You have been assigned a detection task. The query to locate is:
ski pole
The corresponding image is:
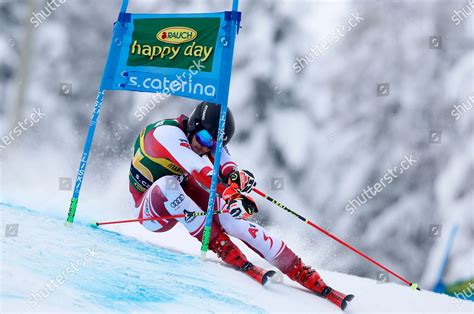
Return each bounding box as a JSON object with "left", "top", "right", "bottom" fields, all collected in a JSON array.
[
  {"left": 94, "top": 209, "right": 229, "bottom": 227},
  {"left": 252, "top": 188, "right": 420, "bottom": 291}
]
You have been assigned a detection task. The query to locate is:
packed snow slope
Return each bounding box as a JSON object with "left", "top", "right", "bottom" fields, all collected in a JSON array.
[{"left": 1, "top": 202, "right": 472, "bottom": 313}]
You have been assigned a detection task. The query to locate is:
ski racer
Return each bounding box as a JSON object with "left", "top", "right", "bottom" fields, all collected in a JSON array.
[{"left": 128, "top": 102, "right": 354, "bottom": 310}]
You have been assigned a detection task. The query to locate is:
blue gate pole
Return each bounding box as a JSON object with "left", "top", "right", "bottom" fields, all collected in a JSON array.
[
  {"left": 433, "top": 224, "right": 458, "bottom": 292},
  {"left": 66, "top": 90, "right": 105, "bottom": 224},
  {"left": 120, "top": 0, "right": 129, "bottom": 12},
  {"left": 66, "top": 0, "right": 129, "bottom": 224},
  {"left": 200, "top": 103, "right": 229, "bottom": 257},
  {"left": 200, "top": 0, "right": 240, "bottom": 257}
]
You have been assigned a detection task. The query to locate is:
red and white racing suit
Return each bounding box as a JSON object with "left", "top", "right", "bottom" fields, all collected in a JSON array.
[{"left": 129, "top": 118, "right": 288, "bottom": 262}]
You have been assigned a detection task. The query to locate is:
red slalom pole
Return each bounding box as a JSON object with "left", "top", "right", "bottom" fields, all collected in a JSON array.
[
  {"left": 96, "top": 214, "right": 186, "bottom": 226},
  {"left": 252, "top": 188, "right": 420, "bottom": 290},
  {"left": 95, "top": 209, "right": 229, "bottom": 227}
]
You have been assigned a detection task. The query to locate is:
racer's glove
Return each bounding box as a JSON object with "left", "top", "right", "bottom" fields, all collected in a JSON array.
[
  {"left": 227, "top": 169, "right": 256, "bottom": 193},
  {"left": 222, "top": 186, "right": 259, "bottom": 219}
]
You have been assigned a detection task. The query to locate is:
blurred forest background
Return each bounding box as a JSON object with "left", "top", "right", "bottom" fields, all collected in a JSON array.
[{"left": 0, "top": 0, "right": 472, "bottom": 289}]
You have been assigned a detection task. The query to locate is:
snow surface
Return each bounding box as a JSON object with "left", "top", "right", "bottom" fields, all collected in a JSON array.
[
  {"left": 1, "top": 0, "right": 473, "bottom": 288},
  {"left": 1, "top": 202, "right": 472, "bottom": 313}
]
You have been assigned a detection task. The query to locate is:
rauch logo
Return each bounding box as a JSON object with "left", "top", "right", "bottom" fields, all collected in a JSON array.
[{"left": 157, "top": 27, "right": 197, "bottom": 44}]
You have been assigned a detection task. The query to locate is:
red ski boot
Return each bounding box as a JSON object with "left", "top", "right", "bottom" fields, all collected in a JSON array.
[
  {"left": 286, "top": 258, "right": 354, "bottom": 310},
  {"left": 272, "top": 246, "right": 354, "bottom": 310},
  {"left": 210, "top": 232, "right": 276, "bottom": 285},
  {"left": 286, "top": 258, "right": 328, "bottom": 293}
]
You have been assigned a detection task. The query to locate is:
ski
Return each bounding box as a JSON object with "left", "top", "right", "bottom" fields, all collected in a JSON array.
[
  {"left": 316, "top": 286, "right": 355, "bottom": 311},
  {"left": 242, "top": 262, "right": 276, "bottom": 285}
]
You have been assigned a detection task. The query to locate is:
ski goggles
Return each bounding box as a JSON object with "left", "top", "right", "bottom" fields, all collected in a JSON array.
[{"left": 195, "top": 129, "right": 216, "bottom": 148}]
